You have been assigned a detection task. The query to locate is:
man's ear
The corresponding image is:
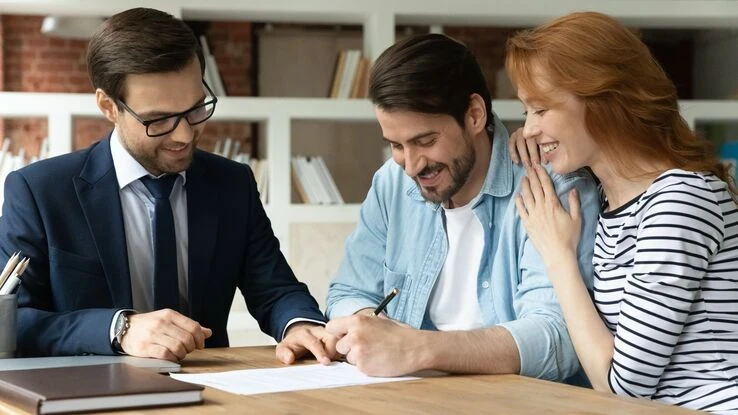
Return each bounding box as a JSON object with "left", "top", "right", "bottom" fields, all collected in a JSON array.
[
  {"left": 95, "top": 88, "right": 119, "bottom": 124},
  {"left": 465, "top": 93, "right": 488, "bottom": 136}
]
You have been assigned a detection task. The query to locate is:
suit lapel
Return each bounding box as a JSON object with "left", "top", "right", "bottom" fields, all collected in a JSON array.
[
  {"left": 74, "top": 138, "right": 132, "bottom": 307},
  {"left": 185, "top": 152, "right": 218, "bottom": 322}
]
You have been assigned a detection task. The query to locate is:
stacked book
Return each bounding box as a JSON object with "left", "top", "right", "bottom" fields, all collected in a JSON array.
[
  {"left": 199, "top": 35, "right": 227, "bottom": 97},
  {"left": 291, "top": 155, "right": 343, "bottom": 204},
  {"left": 212, "top": 138, "right": 267, "bottom": 204},
  {"left": 0, "top": 137, "right": 48, "bottom": 212},
  {"left": 328, "top": 49, "right": 370, "bottom": 99}
]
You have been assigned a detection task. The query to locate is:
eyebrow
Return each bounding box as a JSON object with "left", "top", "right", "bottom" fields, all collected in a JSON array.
[
  {"left": 136, "top": 93, "right": 208, "bottom": 118},
  {"left": 382, "top": 131, "right": 437, "bottom": 145}
]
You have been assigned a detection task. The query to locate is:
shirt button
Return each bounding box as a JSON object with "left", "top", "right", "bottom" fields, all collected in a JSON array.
[{"left": 482, "top": 281, "right": 490, "bottom": 289}]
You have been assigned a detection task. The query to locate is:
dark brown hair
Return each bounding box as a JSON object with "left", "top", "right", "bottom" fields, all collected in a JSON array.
[
  {"left": 506, "top": 11, "right": 735, "bottom": 194},
  {"left": 87, "top": 7, "right": 205, "bottom": 102},
  {"left": 369, "top": 33, "right": 493, "bottom": 130}
]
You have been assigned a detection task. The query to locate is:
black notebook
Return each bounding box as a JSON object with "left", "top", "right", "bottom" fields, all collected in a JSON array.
[{"left": 0, "top": 363, "right": 203, "bottom": 414}]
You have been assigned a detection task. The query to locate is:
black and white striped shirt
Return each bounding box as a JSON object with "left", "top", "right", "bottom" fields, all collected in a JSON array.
[{"left": 594, "top": 169, "right": 738, "bottom": 413}]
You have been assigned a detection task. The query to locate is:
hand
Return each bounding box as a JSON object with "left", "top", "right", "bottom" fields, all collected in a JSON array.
[
  {"left": 326, "top": 314, "right": 426, "bottom": 377},
  {"left": 507, "top": 127, "right": 543, "bottom": 166},
  {"left": 516, "top": 164, "right": 581, "bottom": 271},
  {"left": 121, "top": 309, "right": 212, "bottom": 362},
  {"left": 276, "top": 322, "right": 339, "bottom": 365}
]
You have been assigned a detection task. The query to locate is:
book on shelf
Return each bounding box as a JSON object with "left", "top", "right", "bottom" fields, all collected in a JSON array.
[
  {"left": 328, "top": 50, "right": 370, "bottom": 99},
  {"left": 291, "top": 155, "right": 343, "bottom": 204},
  {"left": 328, "top": 50, "right": 347, "bottom": 99},
  {"left": 211, "top": 138, "right": 268, "bottom": 204},
  {"left": 350, "top": 57, "right": 370, "bottom": 99},
  {"left": 199, "top": 35, "right": 227, "bottom": 97},
  {"left": 0, "top": 138, "right": 48, "bottom": 212},
  {"left": 250, "top": 158, "right": 269, "bottom": 204},
  {"left": 0, "top": 363, "right": 203, "bottom": 414}
]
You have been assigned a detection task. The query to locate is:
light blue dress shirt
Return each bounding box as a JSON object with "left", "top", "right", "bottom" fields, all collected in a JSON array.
[{"left": 326, "top": 114, "right": 600, "bottom": 380}]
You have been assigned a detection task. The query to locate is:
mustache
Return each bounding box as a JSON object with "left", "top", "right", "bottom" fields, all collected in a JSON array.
[{"left": 415, "top": 163, "right": 445, "bottom": 177}]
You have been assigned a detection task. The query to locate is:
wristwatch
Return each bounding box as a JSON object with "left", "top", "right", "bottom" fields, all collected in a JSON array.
[{"left": 112, "top": 312, "right": 130, "bottom": 353}]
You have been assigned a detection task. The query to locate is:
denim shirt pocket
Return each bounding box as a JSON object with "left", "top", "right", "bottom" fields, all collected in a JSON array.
[{"left": 382, "top": 263, "right": 410, "bottom": 320}]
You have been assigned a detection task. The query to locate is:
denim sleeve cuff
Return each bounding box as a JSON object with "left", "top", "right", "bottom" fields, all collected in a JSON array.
[
  {"left": 498, "top": 317, "right": 559, "bottom": 379},
  {"left": 327, "top": 298, "right": 378, "bottom": 319}
]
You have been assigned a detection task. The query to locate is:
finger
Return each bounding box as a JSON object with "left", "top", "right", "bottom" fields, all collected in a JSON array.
[
  {"left": 518, "top": 176, "right": 535, "bottom": 212},
  {"left": 322, "top": 333, "right": 340, "bottom": 361},
  {"left": 534, "top": 164, "right": 557, "bottom": 202},
  {"left": 275, "top": 342, "right": 297, "bottom": 365},
  {"left": 168, "top": 310, "right": 203, "bottom": 335},
  {"left": 569, "top": 188, "right": 581, "bottom": 224},
  {"left": 516, "top": 134, "right": 531, "bottom": 167},
  {"left": 344, "top": 349, "right": 357, "bottom": 366},
  {"left": 515, "top": 195, "right": 529, "bottom": 225},
  {"left": 166, "top": 311, "right": 209, "bottom": 351},
  {"left": 200, "top": 326, "right": 212, "bottom": 340},
  {"left": 335, "top": 335, "right": 351, "bottom": 356},
  {"left": 299, "top": 332, "right": 331, "bottom": 365},
  {"left": 159, "top": 321, "right": 198, "bottom": 354},
  {"left": 147, "top": 343, "right": 180, "bottom": 362},
  {"left": 154, "top": 333, "right": 190, "bottom": 361},
  {"left": 526, "top": 136, "right": 541, "bottom": 165},
  {"left": 526, "top": 165, "right": 545, "bottom": 204},
  {"left": 325, "top": 316, "right": 352, "bottom": 338},
  {"left": 508, "top": 131, "right": 520, "bottom": 164}
]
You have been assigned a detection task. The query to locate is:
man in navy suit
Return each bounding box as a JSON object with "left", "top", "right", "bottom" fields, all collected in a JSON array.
[{"left": 0, "top": 7, "right": 337, "bottom": 364}]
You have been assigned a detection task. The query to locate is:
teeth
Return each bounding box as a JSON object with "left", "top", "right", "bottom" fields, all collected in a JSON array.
[
  {"left": 420, "top": 170, "right": 440, "bottom": 179},
  {"left": 541, "top": 143, "right": 559, "bottom": 153}
]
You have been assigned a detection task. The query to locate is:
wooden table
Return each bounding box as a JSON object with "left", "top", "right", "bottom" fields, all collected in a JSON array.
[{"left": 0, "top": 346, "right": 698, "bottom": 414}]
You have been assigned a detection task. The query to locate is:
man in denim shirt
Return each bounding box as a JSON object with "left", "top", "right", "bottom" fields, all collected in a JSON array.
[{"left": 325, "top": 34, "right": 600, "bottom": 380}]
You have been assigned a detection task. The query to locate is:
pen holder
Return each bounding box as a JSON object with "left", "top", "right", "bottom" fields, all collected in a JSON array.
[{"left": 0, "top": 294, "right": 17, "bottom": 358}]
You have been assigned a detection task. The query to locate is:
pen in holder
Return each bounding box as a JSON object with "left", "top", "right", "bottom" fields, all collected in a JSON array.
[
  {"left": 0, "top": 293, "right": 17, "bottom": 358},
  {"left": 0, "top": 252, "right": 30, "bottom": 359}
]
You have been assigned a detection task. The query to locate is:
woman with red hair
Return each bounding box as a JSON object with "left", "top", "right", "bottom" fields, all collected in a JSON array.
[{"left": 507, "top": 11, "right": 738, "bottom": 412}]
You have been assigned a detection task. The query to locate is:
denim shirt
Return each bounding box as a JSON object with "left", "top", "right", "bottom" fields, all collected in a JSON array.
[{"left": 326, "top": 115, "right": 600, "bottom": 381}]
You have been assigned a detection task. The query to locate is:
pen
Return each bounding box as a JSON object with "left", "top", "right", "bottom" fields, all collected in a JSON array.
[
  {"left": 371, "top": 287, "right": 399, "bottom": 316},
  {"left": 0, "top": 252, "right": 20, "bottom": 288},
  {"left": 0, "top": 257, "right": 29, "bottom": 296}
]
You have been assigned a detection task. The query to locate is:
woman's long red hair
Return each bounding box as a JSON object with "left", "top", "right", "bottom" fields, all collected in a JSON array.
[{"left": 506, "top": 11, "right": 735, "bottom": 195}]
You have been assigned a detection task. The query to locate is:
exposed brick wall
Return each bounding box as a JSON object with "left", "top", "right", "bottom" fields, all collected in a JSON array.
[
  {"left": 73, "top": 117, "right": 114, "bottom": 150},
  {"left": 196, "top": 21, "right": 254, "bottom": 155},
  {"left": 444, "top": 26, "right": 522, "bottom": 99},
  {"left": 0, "top": 15, "right": 109, "bottom": 157},
  {"left": 1, "top": 15, "right": 254, "bottom": 159},
  {"left": 208, "top": 21, "right": 253, "bottom": 96},
  {"left": 3, "top": 16, "right": 89, "bottom": 92}
]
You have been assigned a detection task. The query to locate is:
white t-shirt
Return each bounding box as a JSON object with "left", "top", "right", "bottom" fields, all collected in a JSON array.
[{"left": 428, "top": 199, "right": 485, "bottom": 331}]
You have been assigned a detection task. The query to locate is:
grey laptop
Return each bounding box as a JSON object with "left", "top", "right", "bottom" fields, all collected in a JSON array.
[{"left": 0, "top": 355, "right": 181, "bottom": 373}]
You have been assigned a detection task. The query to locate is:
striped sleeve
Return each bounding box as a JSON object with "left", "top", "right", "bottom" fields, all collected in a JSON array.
[{"left": 608, "top": 181, "right": 724, "bottom": 397}]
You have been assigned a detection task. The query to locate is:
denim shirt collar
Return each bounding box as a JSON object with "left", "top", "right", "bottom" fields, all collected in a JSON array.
[{"left": 406, "top": 113, "right": 512, "bottom": 208}]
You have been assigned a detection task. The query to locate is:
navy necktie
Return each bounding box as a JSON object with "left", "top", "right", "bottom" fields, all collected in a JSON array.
[{"left": 140, "top": 174, "right": 180, "bottom": 311}]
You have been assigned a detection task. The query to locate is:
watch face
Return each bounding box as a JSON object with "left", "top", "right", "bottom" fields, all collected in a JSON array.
[{"left": 115, "top": 314, "right": 126, "bottom": 336}]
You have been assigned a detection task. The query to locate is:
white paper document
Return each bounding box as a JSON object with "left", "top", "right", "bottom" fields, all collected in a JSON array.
[{"left": 170, "top": 362, "right": 419, "bottom": 395}]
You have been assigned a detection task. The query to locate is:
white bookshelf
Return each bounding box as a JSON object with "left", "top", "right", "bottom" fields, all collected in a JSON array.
[{"left": 1, "top": 0, "right": 737, "bottom": 344}]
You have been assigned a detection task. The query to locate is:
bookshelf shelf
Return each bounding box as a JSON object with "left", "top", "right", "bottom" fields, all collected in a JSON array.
[{"left": 2, "top": 0, "right": 737, "bottom": 346}]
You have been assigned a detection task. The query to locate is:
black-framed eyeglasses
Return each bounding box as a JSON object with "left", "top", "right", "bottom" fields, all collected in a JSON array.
[{"left": 116, "top": 80, "right": 218, "bottom": 138}]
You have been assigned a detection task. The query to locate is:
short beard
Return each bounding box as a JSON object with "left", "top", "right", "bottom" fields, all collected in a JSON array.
[
  {"left": 119, "top": 128, "right": 198, "bottom": 176},
  {"left": 415, "top": 139, "right": 475, "bottom": 204}
]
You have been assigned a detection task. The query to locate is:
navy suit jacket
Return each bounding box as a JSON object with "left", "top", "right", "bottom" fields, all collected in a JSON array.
[{"left": 0, "top": 137, "right": 326, "bottom": 356}]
